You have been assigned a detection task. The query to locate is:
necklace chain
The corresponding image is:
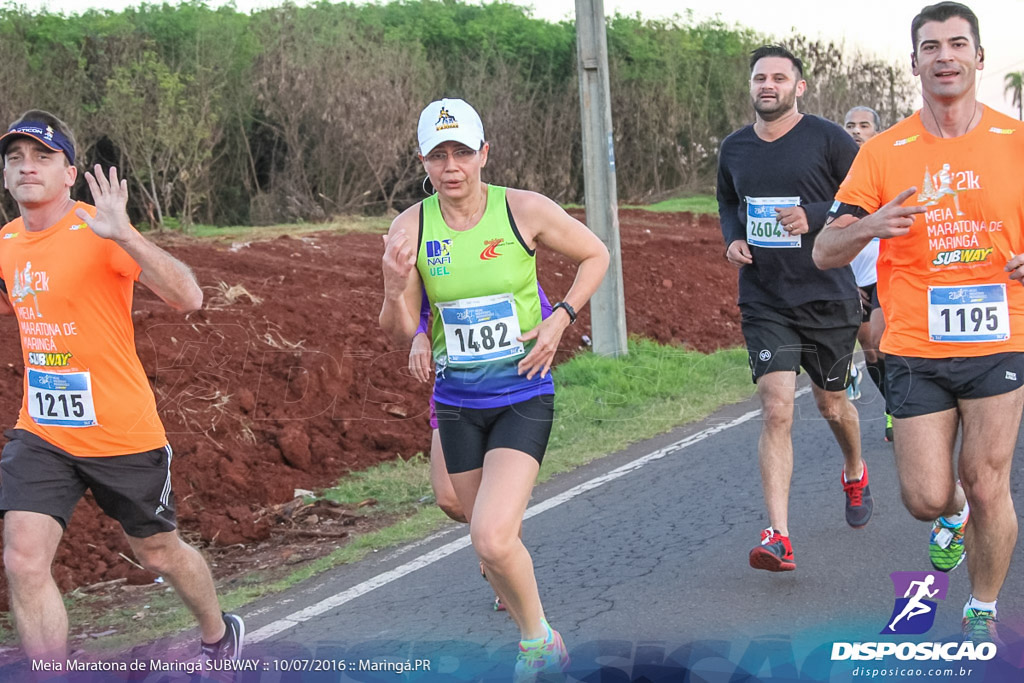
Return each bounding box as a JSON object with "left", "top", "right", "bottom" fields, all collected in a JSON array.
[
  {"left": 442, "top": 191, "right": 485, "bottom": 230},
  {"left": 924, "top": 98, "right": 978, "bottom": 139}
]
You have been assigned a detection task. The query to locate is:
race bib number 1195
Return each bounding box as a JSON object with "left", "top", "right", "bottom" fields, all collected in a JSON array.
[{"left": 927, "top": 284, "right": 1010, "bottom": 343}]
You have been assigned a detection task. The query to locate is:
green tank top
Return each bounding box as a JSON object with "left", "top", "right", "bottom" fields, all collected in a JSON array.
[{"left": 417, "top": 184, "right": 551, "bottom": 407}]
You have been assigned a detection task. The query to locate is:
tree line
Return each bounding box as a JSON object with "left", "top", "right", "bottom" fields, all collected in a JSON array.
[{"left": 0, "top": 1, "right": 918, "bottom": 229}]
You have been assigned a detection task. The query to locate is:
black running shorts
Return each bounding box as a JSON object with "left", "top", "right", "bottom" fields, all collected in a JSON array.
[
  {"left": 435, "top": 394, "right": 554, "bottom": 474},
  {"left": 885, "top": 353, "right": 1024, "bottom": 418},
  {"left": 741, "top": 299, "right": 861, "bottom": 391},
  {"left": 0, "top": 429, "right": 177, "bottom": 537}
]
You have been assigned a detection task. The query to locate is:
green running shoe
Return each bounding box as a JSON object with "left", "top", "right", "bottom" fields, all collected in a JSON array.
[
  {"left": 514, "top": 621, "right": 570, "bottom": 682},
  {"left": 962, "top": 607, "right": 1002, "bottom": 646},
  {"left": 930, "top": 506, "right": 969, "bottom": 572}
]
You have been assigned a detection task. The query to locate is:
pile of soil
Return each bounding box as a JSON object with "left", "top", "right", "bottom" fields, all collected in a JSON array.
[{"left": 0, "top": 209, "right": 740, "bottom": 606}]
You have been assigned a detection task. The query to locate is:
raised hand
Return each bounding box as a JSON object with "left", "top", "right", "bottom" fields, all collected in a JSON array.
[
  {"left": 74, "top": 165, "right": 132, "bottom": 242},
  {"left": 860, "top": 187, "right": 928, "bottom": 239},
  {"left": 381, "top": 232, "right": 417, "bottom": 300}
]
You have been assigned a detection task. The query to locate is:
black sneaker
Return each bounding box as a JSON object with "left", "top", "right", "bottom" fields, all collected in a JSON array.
[
  {"left": 201, "top": 612, "right": 245, "bottom": 661},
  {"left": 843, "top": 461, "right": 874, "bottom": 528}
]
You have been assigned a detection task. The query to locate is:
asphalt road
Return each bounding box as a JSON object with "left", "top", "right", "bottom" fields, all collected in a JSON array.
[
  {"left": 5, "top": 375, "right": 1022, "bottom": 682},
  {"left": 226, "top": 376, "right": 1024, "bottom": 682}
]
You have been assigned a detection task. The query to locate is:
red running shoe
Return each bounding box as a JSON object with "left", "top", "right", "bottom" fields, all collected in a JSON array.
[{"left": 749, "top": 527, "right": 796, "bottom": 571}]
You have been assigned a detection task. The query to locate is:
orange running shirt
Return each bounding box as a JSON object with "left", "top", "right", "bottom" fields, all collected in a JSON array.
[
  {"left": 0, "top": 202, "right": 167, "bottom": 455},
  {"left": 835, "top": 107, "right": 1024, "bottom": 359}
]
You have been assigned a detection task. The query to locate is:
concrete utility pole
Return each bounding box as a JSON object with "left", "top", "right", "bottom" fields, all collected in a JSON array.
[{"left": 575, "top": 0, "right": 627, "bottom": 357}]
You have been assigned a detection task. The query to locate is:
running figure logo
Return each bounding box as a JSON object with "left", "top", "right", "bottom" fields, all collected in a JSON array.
[
  {"left": 12, "top": 261, "right": 45, "bottom": 318},
  {"left": 435, "top": 107, "right": 458, "bottom": 130},
  {"left": 882, "top": 571, "right": 949, "bottom": 635},
  {"left": 917, "top": 163, "right": 979, "bottom": 217}
]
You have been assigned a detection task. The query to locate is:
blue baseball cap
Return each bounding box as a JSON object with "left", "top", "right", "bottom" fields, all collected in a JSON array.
[{"left": 0, "top": 121, "right": 75, "bottom": 165}]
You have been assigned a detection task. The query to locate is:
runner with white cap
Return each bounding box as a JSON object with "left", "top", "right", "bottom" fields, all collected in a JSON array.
[{"left": 380, "top": 97, "right": 608, "bottom": 681}]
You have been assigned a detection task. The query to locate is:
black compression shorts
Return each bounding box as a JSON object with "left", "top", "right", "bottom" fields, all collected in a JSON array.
[{"left": 435, "top": 395, "right": 554, "bottom": 474}]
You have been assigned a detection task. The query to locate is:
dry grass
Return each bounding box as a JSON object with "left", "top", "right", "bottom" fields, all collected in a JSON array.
[
  {"left": 190, "top": 215, "right": 390, "bottom": 242},
  {"left": 156, "top": 385, "right": 259, "bottom": 446},
  {"left": 252, "top": 319, "right": 306, "bottom": 350},
  {"left": 204, "top": 281, "right": 263, "bottom": 310}
]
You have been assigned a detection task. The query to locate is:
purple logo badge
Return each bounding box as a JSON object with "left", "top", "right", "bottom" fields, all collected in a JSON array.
[{"left": 881, "top": 571, "right": 949, "bottom": 635}]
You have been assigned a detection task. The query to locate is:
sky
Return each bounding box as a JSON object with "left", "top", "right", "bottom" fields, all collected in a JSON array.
[{"left": 17, "top": 0, "right": 1024, "bottom": 118}]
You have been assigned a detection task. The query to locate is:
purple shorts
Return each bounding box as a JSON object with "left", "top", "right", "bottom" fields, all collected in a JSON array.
[{"left": 429, "top": 394, "right": 438, "bottom": 430}]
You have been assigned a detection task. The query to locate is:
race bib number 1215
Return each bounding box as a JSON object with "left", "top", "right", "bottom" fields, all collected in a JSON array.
[{"left": 27, "top": 368, "right": 98, "bottom": 427}]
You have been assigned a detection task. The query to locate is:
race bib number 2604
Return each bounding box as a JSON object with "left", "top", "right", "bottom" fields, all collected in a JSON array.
[{"left": 745, "top": 196, "right": 802, "bottom": 248}]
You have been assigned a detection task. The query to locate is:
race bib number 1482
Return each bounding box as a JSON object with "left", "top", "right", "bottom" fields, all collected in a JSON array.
[{"left": 437, "top": 293, "right": 525, "bottom": 365}]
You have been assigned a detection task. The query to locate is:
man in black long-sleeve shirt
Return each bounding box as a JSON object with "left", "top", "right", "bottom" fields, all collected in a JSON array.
[{"left": 716, "top": 45, "right": 869, "bottom": 572}]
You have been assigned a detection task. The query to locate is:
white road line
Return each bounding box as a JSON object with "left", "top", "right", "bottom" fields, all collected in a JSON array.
[{"left": 247, "top": 391, "right": 807, "bottom": 643}]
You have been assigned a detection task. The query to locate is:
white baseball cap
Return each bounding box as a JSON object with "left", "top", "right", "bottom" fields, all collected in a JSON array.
[{"left": 417, "top": 98, "right": 485, "bottom": 156}]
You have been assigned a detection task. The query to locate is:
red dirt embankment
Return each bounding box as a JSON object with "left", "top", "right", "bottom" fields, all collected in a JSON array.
[{"left": 0, "top": 209, "right": 740, "bottom": 605}]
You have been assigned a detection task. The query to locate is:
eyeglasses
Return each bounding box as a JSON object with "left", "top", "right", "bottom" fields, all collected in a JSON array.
[{"left": 423, "top": 148, "right": 479, "bottom": 164}]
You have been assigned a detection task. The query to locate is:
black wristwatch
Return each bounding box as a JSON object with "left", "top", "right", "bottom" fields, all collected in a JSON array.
[{"left": 552, "top": 301, "right": 577, "bottom": 325}]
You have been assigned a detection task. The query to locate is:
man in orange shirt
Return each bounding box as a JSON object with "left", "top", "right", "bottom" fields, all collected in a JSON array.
[
  {"left": 0, "top": 110, "right": 244, "bottom": 664},
  {"left": 814, "top": 2, "right": 1024, "bottom": 645}
]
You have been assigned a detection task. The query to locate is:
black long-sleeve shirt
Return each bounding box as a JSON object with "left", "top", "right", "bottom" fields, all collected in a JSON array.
[{"left": 717, "top": 114, "right": 859, "bottom": 307}]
